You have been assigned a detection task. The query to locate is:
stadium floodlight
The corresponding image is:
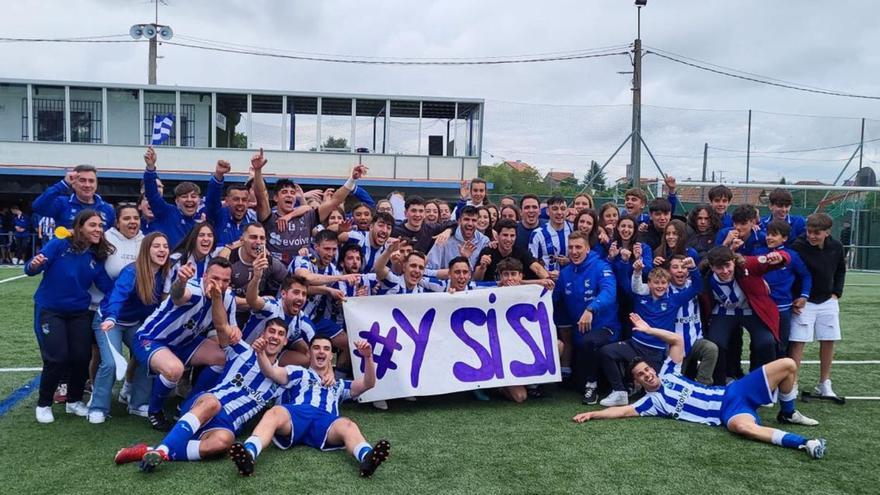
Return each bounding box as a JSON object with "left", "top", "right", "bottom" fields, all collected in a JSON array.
[{"left": 129, "top": 24, "right": 145, "bottom": 39}]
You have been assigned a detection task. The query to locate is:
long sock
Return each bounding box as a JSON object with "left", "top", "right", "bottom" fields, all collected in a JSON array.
[
  {"left": 354, "top": 441, "right": 372, "bottom": 462},
  {"left": 149, "top": 375, "right": 178, "bottom": 414},
  {"left": 160, "top": 412, "right": 202, "bottom": 461},
  {"left": 779, "top": 388, "right": 797, "bottom": 416},
  {"left": 191, "top": 365, "right": 224, "bottom": 396},
  {"left": 770, "top": 429, "right": 806, "bottom": 449},
  {"left": 244, "top": 435, "right": 263, "bottom": 460},
  {"left": 184, "top": 441, "right": 202, "bottom": 461}
]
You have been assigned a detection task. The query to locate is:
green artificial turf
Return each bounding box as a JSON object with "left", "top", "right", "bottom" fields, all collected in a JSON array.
[{"left": 1, "top": 271, "right": 879, "bottom": 494}]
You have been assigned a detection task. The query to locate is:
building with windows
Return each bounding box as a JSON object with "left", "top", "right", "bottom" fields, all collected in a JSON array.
[{"left": 0, "top": 78, "right": 483, "bottom": 202}]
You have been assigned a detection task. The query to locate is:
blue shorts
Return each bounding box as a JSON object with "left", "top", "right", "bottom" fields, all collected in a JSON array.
[
  {"left": 720, "top": 365, "right": 775, "bottom": 427},
  {"left": 179, "top": 392, "right": 238, "bottom": 436},
  {"left": 133, "top": 335, "right": 208, "bottom": 373},
  {"left": 272, "top": 404, "right": 344, "bottom": 451},
  {"left": 312, "top": 318, "right": 343, "bottom": 340}
]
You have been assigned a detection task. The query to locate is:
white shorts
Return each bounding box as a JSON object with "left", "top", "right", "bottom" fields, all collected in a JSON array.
[{"left": 790, "top": 298, "right": 841, "bottom": 343}]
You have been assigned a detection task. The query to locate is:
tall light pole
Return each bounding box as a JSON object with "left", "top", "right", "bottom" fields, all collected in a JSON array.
[{"left": 629, "top": 0, "right": 646, "bottom": 188}]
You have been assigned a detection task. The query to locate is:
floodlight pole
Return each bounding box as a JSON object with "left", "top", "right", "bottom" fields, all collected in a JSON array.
[{"left": 629, "top": 5, "right": 643, "bottom": 188}]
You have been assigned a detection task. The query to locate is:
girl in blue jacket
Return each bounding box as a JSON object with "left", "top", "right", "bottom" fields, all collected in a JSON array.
[
  {"left": 26, "top": 209, "right": 115, "bottom": 424},
  {"left": 91, "top": 232, "right": 171, "bottom": 423}
]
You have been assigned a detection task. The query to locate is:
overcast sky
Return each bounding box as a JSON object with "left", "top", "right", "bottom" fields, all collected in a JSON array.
[{"left": 2, "top": 0, "right": 879, "bottom": 184}]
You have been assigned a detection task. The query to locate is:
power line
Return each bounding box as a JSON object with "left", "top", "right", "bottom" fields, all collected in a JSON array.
[
  {"left": 0, "top": 36, "right": 137, "bottom": 43},
  {"left": 711, "top": 137, "right": 880, "bottom": 155},
  {"left": 645, "top": 49, "right": 880, "bottom": 100},
  {"left": 174, "top": 34, "right": 632, "bottom": 62},
  {"left": 160, "top": 40, "right": 630, "bottom": 65}
]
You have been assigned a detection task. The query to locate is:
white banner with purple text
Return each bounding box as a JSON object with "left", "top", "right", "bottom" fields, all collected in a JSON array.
[{"left": 343, "top": 285, "right": 560, "bottom": 402}]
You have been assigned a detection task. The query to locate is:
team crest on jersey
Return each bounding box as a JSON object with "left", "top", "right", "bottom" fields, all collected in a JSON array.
[
  {"left": 231, "top": 373, "right": 244, "bottom": 387},
  {"left": 183, "top": 319, "right": 197, "bottom": 330},
  {"left": 41, "top": 323, "right": 50, "bottom": 335},
  {"left": 660, "top": 302, "right": 668, "bottom": 311}
]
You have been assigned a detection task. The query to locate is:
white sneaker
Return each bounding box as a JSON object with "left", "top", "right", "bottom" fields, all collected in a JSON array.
[
  {"left": 127, "top": 404, "right": 149, "bottom": 418},
  {"left": 36, "top": 406, "right": 54, "bottom": 424},
  {"left": 88, "top": 411, "right": 106, "bottom": 424},
  {"left": 600, "top": 390, "right": 629, "bottom": 407},
  {"left": 802, "top": 438, "right": 827, "bottom": 459},
  {"left": 65, "top": 401, "right": 88, "bottom": 417},
  {"left": 814, "top": 380, "right": 837, "bottom": 398},
  {"left": 779, "top": 410, "right": 819, "bottom": 426},
  {"left": 118, "top": 381, "right": 131, "bottom": 405},
  {"left": 372, "top": 400, "right": 388, "bottom": 410}
]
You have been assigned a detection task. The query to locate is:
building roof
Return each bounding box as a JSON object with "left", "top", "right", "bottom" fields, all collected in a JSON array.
[
  {"left": 500, "top": 160, "right": 536, "bottom": 173},
  {"left": 545, "top": 171, "right": 574, "bottom": 182}
]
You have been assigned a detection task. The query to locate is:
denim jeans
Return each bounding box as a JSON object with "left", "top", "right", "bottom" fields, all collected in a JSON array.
[{"left": 90, "top": 314, "right": 151, "bottom": 414}]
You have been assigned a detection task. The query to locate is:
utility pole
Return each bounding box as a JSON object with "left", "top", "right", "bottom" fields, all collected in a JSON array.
[
  {"left": 701, "top": 142, "right": 708, "bottom": 202},
  {"left": 630, "top": 2, "right": 645, "bottom": 188},
  {"left": 745, "top": 110, "right": 752, "bottom": 182},
  {"left": 130, "top": 0, "right": 173, "bottom": 85}
]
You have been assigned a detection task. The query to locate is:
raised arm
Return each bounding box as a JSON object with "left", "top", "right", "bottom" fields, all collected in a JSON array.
[
  {"left": 142, "top": 146, "right": 174, "bottom": 220},
  {"left": 350, "top": 339, "right": 376, "bottom": 397},
  {"left": 629, "top": 313, "right": 684, "bottom": 364},
  {"left": 252, "top": 337, "right": 291, "bottom": 385},
  {"left": 32, "top": 174, "right": 71, "bottom": 219},
  {"left": 206, "top": 160, "right": 230, "bottom": 226},
  {"left": 245, "top": 252, "right": 269, "bottom": 312},
  {"left": 208, "top": 280, "right": 239, "bottom": 347},
  {"left": 251, "top": 149, "right": 272, "bottom": 223},
  {"left": 169, "top": 262, "right": 196, "bottom": 306},
  {"left": 317, "top": 165, "right": 368, "bottom": 222},
  {"left": 373, "top": 238, "right": 401, "bottom": 281}
]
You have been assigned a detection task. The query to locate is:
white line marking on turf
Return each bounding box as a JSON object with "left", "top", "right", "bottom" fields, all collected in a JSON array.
[
  {"left": 845, "top": 397, "right": 880, "bottom": 400},
  {"left": 0, "top": 367, "right": 42, "bottom": 372},
  {"left": 0, "top": 274, "right": 27, "bottom": 284}
]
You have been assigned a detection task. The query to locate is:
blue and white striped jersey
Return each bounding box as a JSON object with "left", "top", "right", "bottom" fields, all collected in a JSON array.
[
  {"left": 670, "top": 281, "right": 702, "bottom": 355},
  {"left": 331, "top": 274, "right": 379, "bottom": 324},
  {"left": 378, "top": 272, "right": 430, "bottom": 295},
  {"left": 136, "top": 280, "right": 236, "bottom": 347},
  {"left": 418, "top": 277, "right": 496, "bottom": 293},
  {"left": 208, "top": 341, "right": 296, "bottom": 433},
  {"left": 163, "top": 252, "right": 215, "bottom": 294},
  {"left": 528, "top": 221, "right": 573, "bottom": 270},
  {"left": 289, "top": 256, "right": 342, "bottom": 322},
  {"left": 632, "top": 358, "right": 726, "bottom": 426},
  {"left": 710, "top": 274, "right": 752, "bottom": 316},
  {"left": 346, "top": 231, "right": 387, "bottom": 274},
  {"left": 278, "top": 367, "right": 353, "bottom": 416},
  {"left": 241, "top": 297, "right": 317, "bottom": 346}
]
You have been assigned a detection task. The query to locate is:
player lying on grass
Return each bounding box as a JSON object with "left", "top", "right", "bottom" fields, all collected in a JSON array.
[
  {"left": 227, "top": 335, "right": 390, "bottom": 478},
  {"left": 573, "top": 313, "right": 827, "bottom": 459},
  {"left": 114, "top": 280, "right": 332, "bottom": 472}
]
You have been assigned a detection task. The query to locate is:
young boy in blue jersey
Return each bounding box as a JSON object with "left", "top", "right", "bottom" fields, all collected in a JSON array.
[
  {"left": 598, "top": 255, "right": 702, "bottom": 407},
  {"left": 756, "top": 220, "right": 812, "bottom": 357},
  {"left": 760, "top": 189, "right": 806, "bottom": 245},
  {"left": 553, "top": 231, "right": 618, "bottom": 404},
  {"left": 142, "top": 146, "right": 203, "bottom": 248},
  {"left": 529, "top": 196, "right": 572, "bottom": 274},
  {"left": 631, "top": 254, "right": 717, "bottom": 385},
  {"left": 340, "top": 212, "right": 394, "bottom": 273},
  {"left": 227, "top": 335, "right": 390, "bottom": 478},
  {"left": 708, "top": 184, "right": 734, "bottom": 228},
  {"left": 574, "top": 314, "right": 826, "bottom": 459},
  {"left": 716, "top": 204, "right": 766, "bottom": 255}
]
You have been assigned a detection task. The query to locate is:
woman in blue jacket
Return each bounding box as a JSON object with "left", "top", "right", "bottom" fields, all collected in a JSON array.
[
  {"left": 606, "top": 215, "right": 653, "bottom": 342},
  {"left": 26, "top": 209, "right": 115, "bottom": 424},
  {"left": 90, "top": 232, "right": 170, "bottom": 423}
]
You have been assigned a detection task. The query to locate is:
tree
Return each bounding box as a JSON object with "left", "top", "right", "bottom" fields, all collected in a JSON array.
[
  {"left": 231, "top": 132, "right": 247, "bottom": 149},
  {"left": 556, "top": 176, "right": 581, "bottom": 197},
  {"left": 478, "top": 163, "right": 549, "bottom": 196},
  {"left": 323, "top": 135, "right": 348, "bottom": 150},
  {"left": 779, "top": 177, "right": 787, "bottom": 184},
  {"left": 582, "top": 160, "right": 607, "bottom": 192}
]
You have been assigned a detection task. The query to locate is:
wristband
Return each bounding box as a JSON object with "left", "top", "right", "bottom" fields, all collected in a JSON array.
[{"left": 343, "top": 178, "right": 356, "bottom": 191}]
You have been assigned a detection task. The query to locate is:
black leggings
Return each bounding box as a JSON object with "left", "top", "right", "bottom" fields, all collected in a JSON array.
[{"left": 36, "top": 308, "right": 92, "bottom": 407}]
